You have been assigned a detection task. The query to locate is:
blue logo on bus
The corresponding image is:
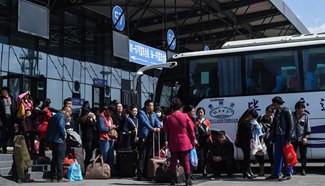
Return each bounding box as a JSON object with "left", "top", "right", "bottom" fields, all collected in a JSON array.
[{"left": 208, "top": 100, "right": 235, "bottom": 119}]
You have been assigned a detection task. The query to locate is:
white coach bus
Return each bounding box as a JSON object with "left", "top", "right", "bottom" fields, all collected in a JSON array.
[{"left": 153, "top": 33, "right": 325, "bottom": 160}]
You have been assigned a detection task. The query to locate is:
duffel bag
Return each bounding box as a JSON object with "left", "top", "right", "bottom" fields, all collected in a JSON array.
[
  {"left": 154, "top": 160, "right": 185, "bottom": 183},
  {"left": 85, "top": 155, "right": 111, "bottom": 179}
]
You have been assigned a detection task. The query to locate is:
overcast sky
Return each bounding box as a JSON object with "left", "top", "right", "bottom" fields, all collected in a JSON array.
[{"left": 283, "top": 0, "right": 325, "bottom": 33}]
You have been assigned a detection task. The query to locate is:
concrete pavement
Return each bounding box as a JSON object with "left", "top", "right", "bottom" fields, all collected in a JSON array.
[{"left": 19, "top": 173, "right": 324, "bottom": 186}]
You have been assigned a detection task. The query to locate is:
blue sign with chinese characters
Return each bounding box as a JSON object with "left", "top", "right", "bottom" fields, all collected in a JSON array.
[
  {"left": 167, "top": 29, "right": 176, "bottom": 50},
  {"left": 72, "top": 98, "right": 84, "bottom": 106},
  {"left": 129, "top": 39, "right": 166, "bottom": 66},
  {"left": 93, "top": 78, "right": 107, "bottom": 87},
  {"left": 112, "top": 5, "right": 125, "bottom": 31}
]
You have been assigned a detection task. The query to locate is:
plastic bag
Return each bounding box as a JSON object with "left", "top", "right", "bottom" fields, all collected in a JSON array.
[
  {"left": 160, "top": 148, "right": 170, "bottom": 159},
  {"left": 251, "top": 134, "right": 262, "bottom": 155},
  {"left": 67, "top": 161, "right": 83, "bottom": 181},
  {"left": 64, "top": 153, "right": 76, "bottom": 178},
  {"left": 283, "top": 143, "right": 298, "bottom": 167},
  {"left": 190, "top": 148, "right": 198, "bottom": 169},
  {"left": 251, "top": 125, "right": 266, "bottom": 155}
]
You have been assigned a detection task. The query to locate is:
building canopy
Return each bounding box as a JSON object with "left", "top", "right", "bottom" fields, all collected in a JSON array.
[{"left": 50, "top": 0, "right": 309, "bottom": 52}]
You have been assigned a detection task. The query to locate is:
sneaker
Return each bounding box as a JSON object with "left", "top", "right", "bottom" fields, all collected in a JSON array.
[
  {"left": 266, "top": 174, "right": 279, "bottom": 180},
  {"left": 278, "top": 175, "right": 291, "bottom": 181},
  {"left": 301, "top": 169, "right": 306, "bottom": 176}
]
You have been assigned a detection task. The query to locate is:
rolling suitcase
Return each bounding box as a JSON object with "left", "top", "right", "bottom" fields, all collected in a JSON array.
[
  {"left": 116, "top": 150, "right": 137, "bottom": 177},
  {"left": 147, "top": 132, "right": 166, "bottom": 179}
]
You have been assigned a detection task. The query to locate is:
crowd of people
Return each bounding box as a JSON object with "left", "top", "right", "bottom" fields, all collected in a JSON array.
[{"left": 0, "top": 87, "right": 311, "bottom": 184}]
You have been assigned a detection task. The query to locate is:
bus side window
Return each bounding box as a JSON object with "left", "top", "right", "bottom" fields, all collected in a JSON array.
[
  {"left": 272, "top": 74, "right": 287, "bottom": 93},
  {"left": 319, "top": 73, "right": 325, "bottom": 90}
]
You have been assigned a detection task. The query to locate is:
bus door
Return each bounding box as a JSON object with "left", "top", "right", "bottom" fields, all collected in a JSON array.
[{"left": 5, "top": 73, "right": 46, "bottom": 101}]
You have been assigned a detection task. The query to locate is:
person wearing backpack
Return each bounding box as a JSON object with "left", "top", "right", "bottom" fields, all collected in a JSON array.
[{"left": 195, "top": 107, "right": 212, "bottom": 177}]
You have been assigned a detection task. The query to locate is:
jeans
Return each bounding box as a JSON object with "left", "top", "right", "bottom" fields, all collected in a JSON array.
[
  {"left": 51, "top": 142, "right": 66, "bottom": 180},
  {"left": 273, "top": 135, "right": 293, "bottom": 176},
  {"left": 100, "top": 139, "right": 115, "bottom": 175},
  {"left": 292, "top": 141, "right": 307, "bottom": 170}
]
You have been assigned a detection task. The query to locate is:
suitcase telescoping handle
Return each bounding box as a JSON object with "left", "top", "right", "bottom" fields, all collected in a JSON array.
[{"left": 153, "top": 131, "right": 161, "bottom": 158}]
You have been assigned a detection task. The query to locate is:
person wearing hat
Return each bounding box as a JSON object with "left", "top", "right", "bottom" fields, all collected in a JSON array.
[
  {"left": 266, "top": 96, "right": 293, "bottom": 181},
  {"left": 291, "top": 101, "right": 311, "bottom": 176},
  {"left": 0, "top": 87, "right": 17, "bottom": 153},
  {"left": 208, "top": 131, "right": 235, "bottom": 179}
]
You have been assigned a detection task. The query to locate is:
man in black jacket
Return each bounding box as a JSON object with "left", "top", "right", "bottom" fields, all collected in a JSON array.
[
  {"left": 209, "top": 131, "right": 235, "bottom": 178},
  {"left": 266, "top": 96, "right": 293, "bottom": 181},
  {"left": 0, "top": 87, "right": 16, "bottom": 153}
]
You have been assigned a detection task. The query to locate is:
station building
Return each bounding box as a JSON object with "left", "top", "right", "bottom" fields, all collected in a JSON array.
[{"left": 0, "top": 0, "right": 309, "bottom": 109}]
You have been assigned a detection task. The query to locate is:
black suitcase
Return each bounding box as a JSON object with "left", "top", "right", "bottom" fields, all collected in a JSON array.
[{"left": 116, "top": 150, "right": 137, "bottom": 177}]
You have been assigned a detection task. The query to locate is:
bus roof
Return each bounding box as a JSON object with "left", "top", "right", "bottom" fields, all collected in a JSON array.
[{"left": 172, "top": 33, "right": 325, "bottom": 60}]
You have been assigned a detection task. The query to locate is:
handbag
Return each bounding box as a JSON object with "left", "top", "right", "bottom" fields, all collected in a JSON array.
[
  {"left": 251, "top": 133, "right": 262, "bottom": 155},
  {"left": 108, "top": 129, "right": 118, "bottom": 139},
  {"left": 67, "top": 161, "right": 83, "bottom": 181},
  {"left": 155, "top": 159, "right": 185, "bottom": 183},
  {"left": 85, "top": 155, "right": 111, "bottom": 179},
  {"left": 17, "top": 101, "right": 25, "bottom": 119}
]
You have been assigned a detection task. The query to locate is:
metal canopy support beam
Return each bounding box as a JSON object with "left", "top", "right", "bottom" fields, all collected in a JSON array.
[
  {"left": 129, "top": 0, "right": 153, "bottom": 37},
  {"left": 220, "top": 0, "right": 267, "bottom": 10},
  {"left": 166, "top": 0, "right": 201, "bottom": 52},
  {"left": 176, "top": 20, "right": 290, "bottom": 45}
]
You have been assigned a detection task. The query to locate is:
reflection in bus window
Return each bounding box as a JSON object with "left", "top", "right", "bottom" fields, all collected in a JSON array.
[
  {"left": 159, "top": 82, "right": 180, "bottom": 108},
  {"left": 245, "top": 50, "right": 300, "bottom": 94},
  {"left": 302, "top": 47, "right": 325, "bottom": 91},
  {"left": 189, "top": 56, "right": 242, "bottom": 98}
]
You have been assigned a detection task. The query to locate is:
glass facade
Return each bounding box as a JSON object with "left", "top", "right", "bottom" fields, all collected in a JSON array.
[{"left": 0, "top": 0, "right": 156, "bottom": 109}]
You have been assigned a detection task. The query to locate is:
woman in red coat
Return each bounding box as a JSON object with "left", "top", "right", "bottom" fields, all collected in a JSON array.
[{"left": 164, "top": 98, "right": 197, "bottom": 185}]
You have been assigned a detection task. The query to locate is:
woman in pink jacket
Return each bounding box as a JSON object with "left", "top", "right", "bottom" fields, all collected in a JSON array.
[{"left": 163, "top": 98, "right": 197, "bottom": 185}]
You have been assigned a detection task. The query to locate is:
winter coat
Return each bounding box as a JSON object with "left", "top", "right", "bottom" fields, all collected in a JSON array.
[
  {"left": 163, "top": 111, "right": 196, "bottom": 152},
  {"left": 137, "top": 109, "right": 161, "bottom": 139}
]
